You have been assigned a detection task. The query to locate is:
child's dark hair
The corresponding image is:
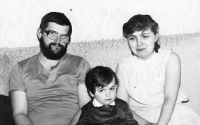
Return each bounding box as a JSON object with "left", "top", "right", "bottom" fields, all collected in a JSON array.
[{"left": 85, "top": 66, "right": 118, "bottom": 97}]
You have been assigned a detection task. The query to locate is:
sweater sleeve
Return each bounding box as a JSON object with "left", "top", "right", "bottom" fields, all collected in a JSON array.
[
  {"left": 76, "top": 108, "right": 92, "bottom": 125},
  {"left": 120, "top": 100, "right": 138, "bottom": 125}
]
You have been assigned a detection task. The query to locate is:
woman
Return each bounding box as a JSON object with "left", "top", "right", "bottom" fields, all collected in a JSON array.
[{"left": 116, "top": 14, "right": 200, "bottom": 125}]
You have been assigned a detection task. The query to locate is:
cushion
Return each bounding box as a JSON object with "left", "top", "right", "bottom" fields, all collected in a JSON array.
[{"left": 0, "top": 54, "right": 11, "bottom": 96}]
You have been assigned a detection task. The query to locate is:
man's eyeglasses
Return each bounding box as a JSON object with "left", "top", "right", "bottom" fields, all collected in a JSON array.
[{"left": 43, "top": 30, "right": 70, "bottom": 43}]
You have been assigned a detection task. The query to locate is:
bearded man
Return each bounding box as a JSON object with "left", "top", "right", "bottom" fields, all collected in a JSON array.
[{"left": 9, "top": 12, "right": 91, "bottom": 125}]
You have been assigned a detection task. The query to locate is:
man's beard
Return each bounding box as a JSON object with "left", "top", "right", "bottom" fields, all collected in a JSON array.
[{"left": 39, "top": 38, "right": 68, "bottom": 60}]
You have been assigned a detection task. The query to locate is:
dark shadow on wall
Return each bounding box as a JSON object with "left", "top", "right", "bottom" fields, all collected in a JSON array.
[{"left": 0, "top": 95, "right": 15, "bottom": 125}]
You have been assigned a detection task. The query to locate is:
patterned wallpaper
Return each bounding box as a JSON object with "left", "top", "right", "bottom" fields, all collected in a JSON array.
[{"left": 0, "top": 0, "right": 200, "bottom": 48}]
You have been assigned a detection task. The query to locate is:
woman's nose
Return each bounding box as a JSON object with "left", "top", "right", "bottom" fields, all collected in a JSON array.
[{"left": 137, "top": 38, "right": 142, "bottom": 46}]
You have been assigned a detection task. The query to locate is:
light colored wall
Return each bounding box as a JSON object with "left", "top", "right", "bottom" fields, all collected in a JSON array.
[{"left": 0, "top": 0, "right": 200, "bottom": 48}]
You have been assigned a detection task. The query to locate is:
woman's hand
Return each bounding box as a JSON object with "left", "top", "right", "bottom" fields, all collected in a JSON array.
[
  {"left": 139, "top": 122, "right": 156, "bottom": 125},
  {"left": 131, "top": 111, "right": 156, "bottom": 125},
  {"left": 138, "top": 119, "right": 156, "bottom": 125}
]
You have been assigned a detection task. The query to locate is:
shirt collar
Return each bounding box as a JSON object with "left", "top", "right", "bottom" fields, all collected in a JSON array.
[
  {"left": 93, "top": 98, "right": 115, "bottom": 107},
  {"left": 37, "top": 54, "right": 60, "bottom": 75},
  {"left": 37, "top": 57, "right": 49, "bottom": 75}
]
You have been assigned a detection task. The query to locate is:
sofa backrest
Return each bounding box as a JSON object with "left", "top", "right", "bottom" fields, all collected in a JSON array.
[{"left": 0, "top": 33, "right": 200, "bottom": 115}]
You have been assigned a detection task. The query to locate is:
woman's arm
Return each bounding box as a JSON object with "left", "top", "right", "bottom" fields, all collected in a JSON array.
[
  {"left": 116, "top": 64, "right": 156, "bottom": 125},
  {"left": 156, "top": 52, "right": 181, "bottom": 125},
  {"left": 116, "top": 64, "right": 129, "bottom": 102}
]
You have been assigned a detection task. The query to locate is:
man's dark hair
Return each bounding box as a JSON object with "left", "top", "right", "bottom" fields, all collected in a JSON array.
[
  {"left": 123, "top": 14, "right": 160, "bottom": 52},
  {"left": 39, "top": 12, "right": 72, "bottom": 36},
  {"left": 85, "top": 66, "right": 118, "bottom": 97}
]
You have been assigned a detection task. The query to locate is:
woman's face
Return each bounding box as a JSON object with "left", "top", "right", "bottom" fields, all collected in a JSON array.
[{"left": 127, "top": 28, "right": 158, "bottom": 60}]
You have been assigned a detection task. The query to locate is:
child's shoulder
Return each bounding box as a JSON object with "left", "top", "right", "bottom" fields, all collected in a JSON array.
[
  {"left": 115, "top": 98, "right": 130, "bottom": 111},
  {"left": 115, "top": 98, "right": 128, "bottom": 106},
  {"left": 81, "top": 99, "right": 93, "bottom": 110}
]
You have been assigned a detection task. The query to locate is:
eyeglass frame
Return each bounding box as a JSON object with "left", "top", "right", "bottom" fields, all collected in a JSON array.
[{"left": 43, "top": 29, "right": 70, "bottom": 44}]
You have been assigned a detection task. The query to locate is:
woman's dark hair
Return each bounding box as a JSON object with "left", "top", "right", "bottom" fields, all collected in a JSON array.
[
  {"left": 85, "top": 66, "right": 118, "bottom": 97},
  {"left": 123, "top": 14, "right": 160, "bottom": 52},
  {"left": 39, "top": 12, "right": 72, "bottom": 36}
]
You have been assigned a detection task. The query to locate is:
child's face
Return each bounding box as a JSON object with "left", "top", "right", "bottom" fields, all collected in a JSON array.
[{"left": 93, "top": 79, "right": 118, "bottom": 106}]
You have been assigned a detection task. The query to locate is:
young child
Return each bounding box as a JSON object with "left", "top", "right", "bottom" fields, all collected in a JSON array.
[{"left": 77, "top": 66, "right": 138, "bottom": 125}]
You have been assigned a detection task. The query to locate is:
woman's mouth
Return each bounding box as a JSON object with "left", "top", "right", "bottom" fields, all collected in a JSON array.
[{"left": 137, "top": 48, "right": 145, "bottom": 51}]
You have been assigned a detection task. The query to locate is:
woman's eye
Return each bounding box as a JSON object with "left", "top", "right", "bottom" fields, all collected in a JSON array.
[{"left": 128, "top": 37, "right": 135, "bottom": 41}]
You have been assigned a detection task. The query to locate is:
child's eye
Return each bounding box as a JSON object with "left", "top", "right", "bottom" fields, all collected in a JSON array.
[
  {"left": 110, "top": 87, "right": 116, "bottom": 91},
  {"left": 98, "top": 89, "right": 104, "bottom": 93}
]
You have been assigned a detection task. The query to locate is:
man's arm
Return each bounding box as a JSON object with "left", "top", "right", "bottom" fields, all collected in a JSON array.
[
  {"left": 69, "top": 59, "right": 91, "bottom": 125},
  {"left": 69, "top": 83, "right": 91, "bottom": 125},
  {"left": 78, "top": 58, "right": 91, "bottom": 107},
  {"left": 11, "top": 91, "right": 33, "bottom": 125}
]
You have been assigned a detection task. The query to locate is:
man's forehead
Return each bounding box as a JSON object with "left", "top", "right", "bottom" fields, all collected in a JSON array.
[{"left": 46, "top": 22, "right": 70, "bottom": 34}]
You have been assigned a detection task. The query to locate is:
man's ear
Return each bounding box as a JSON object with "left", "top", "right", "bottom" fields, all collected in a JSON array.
[
  {"left": 68, "top": 37, "right": 71, "bottom": 44},
  {"left": 37, "top": 28, "right": 42, "bottom": 39}
]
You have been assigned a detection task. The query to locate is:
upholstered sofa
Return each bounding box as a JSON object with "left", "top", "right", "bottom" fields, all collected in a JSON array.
[{"left": 0, "top": 33, "right": 200, "bottom": 117}]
